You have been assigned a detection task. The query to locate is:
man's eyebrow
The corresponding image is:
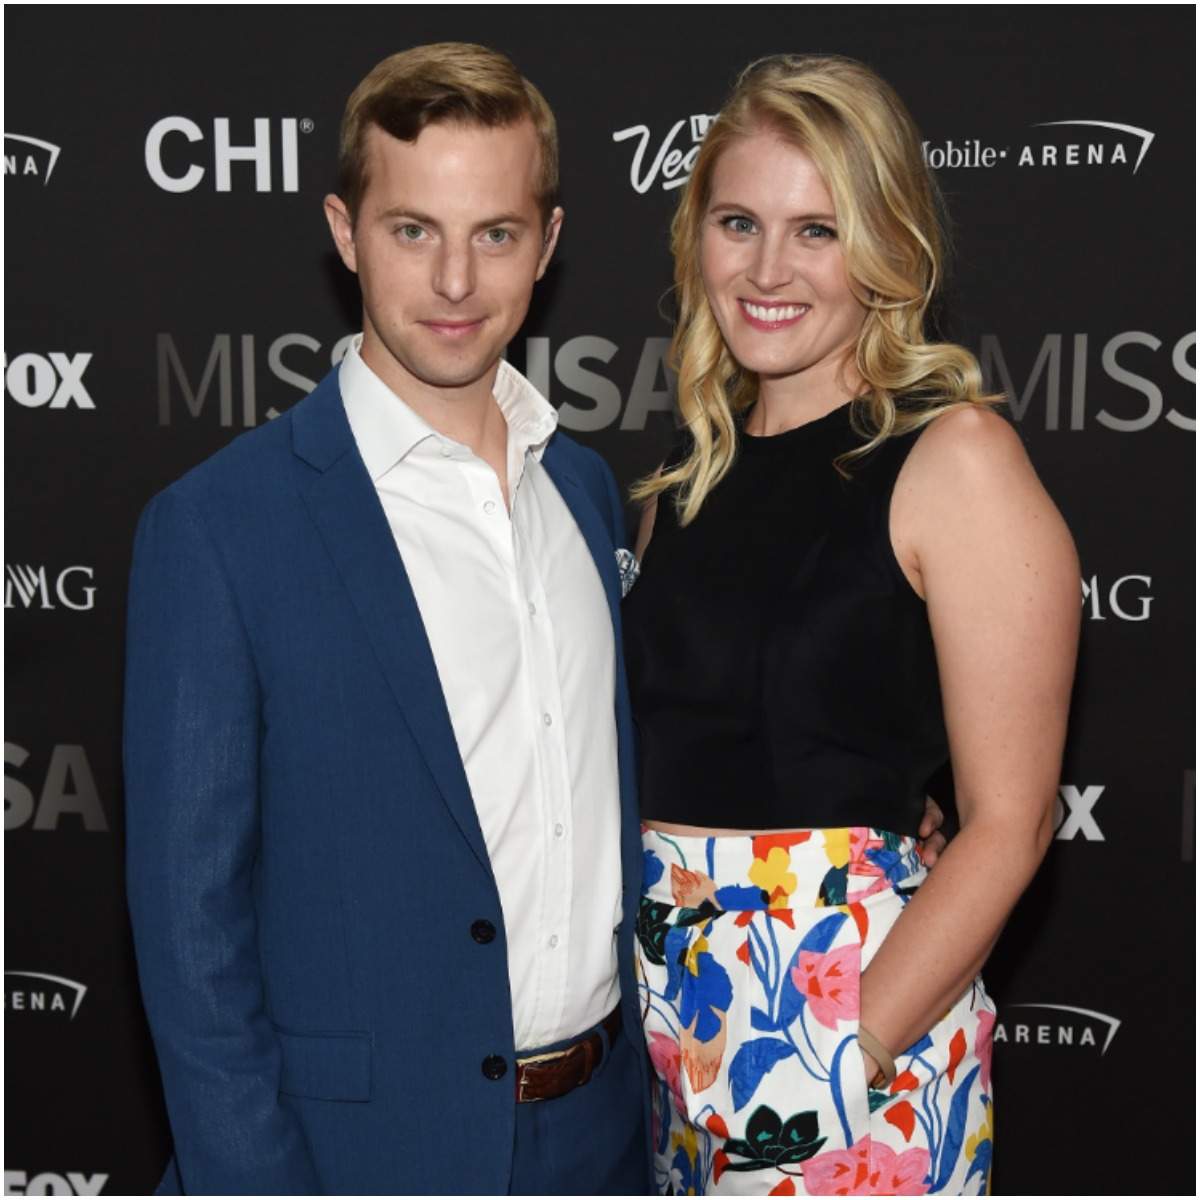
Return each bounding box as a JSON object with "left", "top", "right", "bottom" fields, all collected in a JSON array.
[
  {"left": 477, "top": 212, "right": 531, "bottom": 229},
  {"left": 377, "top": 207, "right": 439, "bottom": 225},
  {"left": 375, "top": 207, "right": 532, "bottom": 230}
]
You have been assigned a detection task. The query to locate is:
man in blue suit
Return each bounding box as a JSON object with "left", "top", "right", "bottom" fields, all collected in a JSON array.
[{"left": 125, "top": 44, "right": 651, "bottom": 1194}]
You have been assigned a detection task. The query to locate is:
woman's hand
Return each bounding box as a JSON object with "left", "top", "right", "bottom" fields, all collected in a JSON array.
[{"left": 917, "top": 796, "right": 947, "bottom": 866}]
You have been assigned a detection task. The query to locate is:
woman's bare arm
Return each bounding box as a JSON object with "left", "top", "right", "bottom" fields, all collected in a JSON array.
[{"left": 857, "top": 405, "right": 1080, "bottom": 1077}]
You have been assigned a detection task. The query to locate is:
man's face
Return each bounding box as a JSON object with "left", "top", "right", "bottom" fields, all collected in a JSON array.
[{"left": 326, "top": 119, "right": 561, "bottom": 400}]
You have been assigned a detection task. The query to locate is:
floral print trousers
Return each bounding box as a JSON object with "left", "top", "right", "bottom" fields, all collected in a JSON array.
[{"left": 637, "top": 828, "right": 995, "bottom": 1196}]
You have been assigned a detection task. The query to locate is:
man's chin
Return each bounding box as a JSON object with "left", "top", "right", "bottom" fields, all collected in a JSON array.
[
  {"left": 388, "top": 344, "right": 506, "bottom": 394},
  {"left": 412, "top": 360, "right": 498, "bottom": 390}
]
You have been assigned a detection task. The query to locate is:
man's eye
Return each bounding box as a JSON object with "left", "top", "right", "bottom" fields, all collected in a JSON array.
[
  {"left": 399, "top": 224, "right": 424, "bottom": 241},
  {"left": 484, "top": 228, "right": 512, "bottom": 245}
]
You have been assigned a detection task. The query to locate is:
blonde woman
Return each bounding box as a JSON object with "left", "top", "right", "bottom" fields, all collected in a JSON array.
[{"left": 622, "top": 55, "right": 1079, "bottom": 1196}]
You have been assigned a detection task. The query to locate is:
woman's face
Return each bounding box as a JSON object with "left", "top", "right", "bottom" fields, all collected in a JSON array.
[{"left": 699, "top": 129, "right": 868, "bottom": 391}]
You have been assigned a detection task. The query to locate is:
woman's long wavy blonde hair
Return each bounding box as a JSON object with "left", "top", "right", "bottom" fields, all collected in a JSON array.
[{"left": 633, "top": 54, "right": 1002, "bottom": 524}]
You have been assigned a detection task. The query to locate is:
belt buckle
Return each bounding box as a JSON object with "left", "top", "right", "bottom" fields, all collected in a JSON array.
[{"left": 515, "top": 1046, "right": 571, "bottom": 1104}]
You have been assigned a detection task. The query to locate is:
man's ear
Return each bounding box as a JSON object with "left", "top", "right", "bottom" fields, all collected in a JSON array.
[
  {"left": 534, "top": 206, "right": 565, "bottom": 281},
  {"left": 324, "top": 194, "right": 358, "bottom": 273}
]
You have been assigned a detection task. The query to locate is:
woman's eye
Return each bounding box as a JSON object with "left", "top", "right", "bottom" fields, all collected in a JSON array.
[
  {"left": 802, "top": 223, "right": 837, "bottom": 239},
  {"left": 721, "top": 215, "right": 756, "bottom": 235}
]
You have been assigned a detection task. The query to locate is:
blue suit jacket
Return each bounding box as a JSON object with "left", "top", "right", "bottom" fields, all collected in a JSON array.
[{"left": 124, "top": 369, "right": 650, "bottom": 1194}]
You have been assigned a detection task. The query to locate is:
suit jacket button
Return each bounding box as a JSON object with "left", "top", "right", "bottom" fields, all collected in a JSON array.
[
  {"left": 482, "top": 1055, "right": 507, "bottom": 1080},
  {"left": 471, "top": 919, "right": 496, "bottom": 944}
]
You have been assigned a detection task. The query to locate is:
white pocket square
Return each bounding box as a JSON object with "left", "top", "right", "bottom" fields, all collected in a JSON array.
[{"left": 615, "top": 548, "right": 640, "bottom": 598}]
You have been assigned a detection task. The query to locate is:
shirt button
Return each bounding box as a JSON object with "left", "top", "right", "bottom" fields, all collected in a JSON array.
[
  {"left": 440, "top": 444, "right": 453, "bottom": 458},
  {"left": 542, "top": 713, "right": 552, "bottom": 727},
  {"left": 481, "top": 1055, "right": 507, "bottom": 1081},
  {"left": 527, "top": 602, "right": 536, "bottom": 617},
  {"left": 483, "top": 500, "right": 497, "bottom": 515},
  {"left": 548, "top": 935, "right": 559, "bottom": 949},
  {"left": 553, "top": 823, "right": 565, "bottom": 838},
  {"left": 470, "top": 919, "right": 496, "bottom": 944}
]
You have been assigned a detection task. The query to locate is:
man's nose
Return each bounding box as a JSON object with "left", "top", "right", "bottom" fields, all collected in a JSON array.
[
  {"left": 746, "top": 234, "right": 793, "bottom": 293},
  {"left": 432, "top": 241, "right": 475, "bottom": 304}
]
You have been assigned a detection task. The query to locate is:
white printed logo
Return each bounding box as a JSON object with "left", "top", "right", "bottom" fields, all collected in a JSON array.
[
  {"left": 994, "top": 1004, "right": 1121, "bottom": 1053},
  {"left": 1054, "top": 785, "right": 1104, "bottom": 842},
  {"left": 4, "top": 1172, "right": 108, "bottom": 1196},
  {"left": 4, "top": 971, "right": 87, "bottom": 1018},
  {"left": 4, "top": 565, "right": 96, "bottom": 611},
  {"left": 924, "top": 120, "right": 1155, "bottom": 174},
  {"left": 3, "top": 353, "right": 94, "bottom": 409},
  {"left": 3, "top": 133, "right": 61, "bottom": 184},
  {"left": 145, "top": 117, "right": 307, "bottom": 193},
  {"left": 1030, "top": 120, "right": 1154, "bottom": 172},
  {"left": 612, "top": 113, "right": 715, "bottom": 193},
  {"left": 1081, "top": 575, "right": 1152, "bottom": 622}
]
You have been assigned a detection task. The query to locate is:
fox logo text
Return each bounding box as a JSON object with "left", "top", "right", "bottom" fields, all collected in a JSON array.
[
  {"left": 5, "top": 565, "right": 95, "bottom": 611},
  {"left": 3, "top": 1173, "right": 108, "bottom": 1196},
  {"left": 5, "top": 744, "right": 108, "bottom": 832},
  {"left": 3, "top": 353, "right": 94, "bottom": 409},
  {"left": 1054, "top": 785, "right": 1104, "bottom": 842},
  {"left": 146, "top": 117, "right": 306, "bottom": 193}
]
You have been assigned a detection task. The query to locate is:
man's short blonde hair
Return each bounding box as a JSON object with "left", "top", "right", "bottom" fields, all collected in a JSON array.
[{"left": 337, "top": 42, "right": 559, "bottom": 225}]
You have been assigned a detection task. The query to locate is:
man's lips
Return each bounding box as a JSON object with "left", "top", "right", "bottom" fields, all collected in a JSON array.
[
  {"left": 738, "top": 299, "right": 811, "bottom": 330},
  {"left": 419, "top": 317, "right": 486, "bottom": 337}
]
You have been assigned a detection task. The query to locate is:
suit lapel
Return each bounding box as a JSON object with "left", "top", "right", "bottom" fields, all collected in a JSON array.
[{"left": 293, "top": 375, "right": 492, "bottom": 875}]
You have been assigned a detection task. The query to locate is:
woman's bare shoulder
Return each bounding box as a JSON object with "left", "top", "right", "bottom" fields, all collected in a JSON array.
[
  {"left": 907, "top": 403, "right": 1027, "bottom": 479},
  {"left": 892, "top": 401, "right": 1077, "bottom": 594}
]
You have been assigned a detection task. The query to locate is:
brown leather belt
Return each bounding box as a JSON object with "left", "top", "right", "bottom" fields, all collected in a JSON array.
[{"left": 514, "top": 1006, "right": 622, "bottom": 1103}]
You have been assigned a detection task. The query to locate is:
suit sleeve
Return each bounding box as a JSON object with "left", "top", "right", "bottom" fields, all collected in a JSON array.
[{"left": 124, "top": 488, "right": 321, "bottom": 1195}]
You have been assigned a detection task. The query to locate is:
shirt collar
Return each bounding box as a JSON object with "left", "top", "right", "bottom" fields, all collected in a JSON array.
[
  {"left": 493, "top": 357, "right": 558, "bottom": 464},
  {"left": 339, "top": 334, "right": 558, "bottom": 482}
]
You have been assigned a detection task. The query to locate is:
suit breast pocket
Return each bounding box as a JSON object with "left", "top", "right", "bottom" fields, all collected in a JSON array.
[{"left": 275, "top": 1028, "right": 373, "bottom": 1102}]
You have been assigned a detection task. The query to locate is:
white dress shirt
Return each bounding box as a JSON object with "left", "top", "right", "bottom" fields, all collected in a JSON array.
[{"left": 339, "top": 337, "right": 623, "bottom": 1051}]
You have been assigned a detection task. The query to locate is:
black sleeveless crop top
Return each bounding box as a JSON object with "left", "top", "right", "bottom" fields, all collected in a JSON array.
[{"left": 622, "top": 402, "right": 948, "bottom": 835}]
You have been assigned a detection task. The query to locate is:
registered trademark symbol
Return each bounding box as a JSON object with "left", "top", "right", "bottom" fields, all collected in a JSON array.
[{"left": 299, "top": 119, "right": 315, "bottom": 134}]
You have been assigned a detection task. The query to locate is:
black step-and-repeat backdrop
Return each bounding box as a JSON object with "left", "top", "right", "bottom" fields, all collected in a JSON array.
[{"left": 5, "top": 7, "right": 1195, "bottom": 1196}]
